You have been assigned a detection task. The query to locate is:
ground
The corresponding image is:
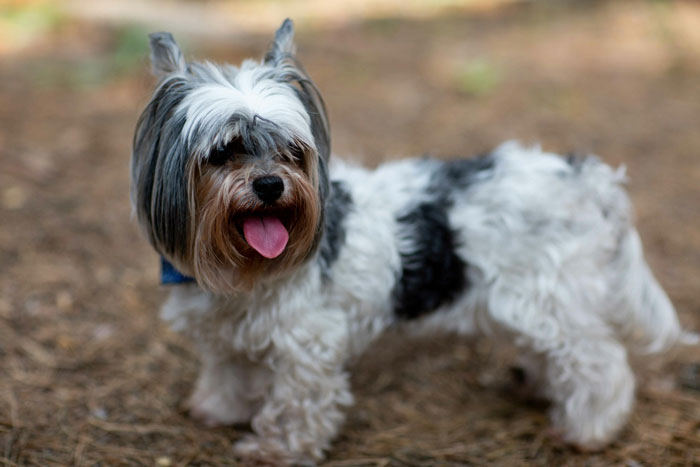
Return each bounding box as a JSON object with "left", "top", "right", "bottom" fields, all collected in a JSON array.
[{"left": 1, "top": 1, "right": 699, "bottom": 465}]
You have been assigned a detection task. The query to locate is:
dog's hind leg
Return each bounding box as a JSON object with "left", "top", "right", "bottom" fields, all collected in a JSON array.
[
  {"left": 542, "top": 336, "right": 635, "bottom": 449},
  {"left": 487, "top": 280, "right": 635, "bottom": 450}
]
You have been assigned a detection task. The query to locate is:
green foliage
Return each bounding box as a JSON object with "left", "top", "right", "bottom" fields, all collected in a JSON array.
[
  {"left": 111, "top": 25, "right": 151, "bottom": 73},
  {"left": 454, "top": 58, "right": 501, "bottom": 97},
  {"left": 0, "top": 1, "right": 64, "bottom": 34},
  {"left": 30, "top": 24, "right": 153, "bottom": 89}
]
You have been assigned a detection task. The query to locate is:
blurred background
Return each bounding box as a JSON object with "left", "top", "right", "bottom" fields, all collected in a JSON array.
[{"left": 1, "top": 0, "right": 699, "bottom": 465}]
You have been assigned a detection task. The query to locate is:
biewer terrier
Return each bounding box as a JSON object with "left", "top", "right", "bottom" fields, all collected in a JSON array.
[{"left": 131, "top": 19, "right": 695, "bottom": 464}]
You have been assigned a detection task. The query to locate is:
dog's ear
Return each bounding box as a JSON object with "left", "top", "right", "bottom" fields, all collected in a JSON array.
[
  {"left": 149, "top": 32, "right": 186, "bottom": 76},
  {"left": 263, "top": 20, "right": 330, "bottom": 170},
  {"left": 264, "top": 18, "right": 296, "bottom": 65},
  {"left": 132, "top": 73, "right": 193, "bottom": 263}
]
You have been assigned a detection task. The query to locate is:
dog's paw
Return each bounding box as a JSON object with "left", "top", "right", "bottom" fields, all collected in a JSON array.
[
  {"left": 558, "top": 429, "right": 610, "bottom": 453},
  {"left": 188, "top": 402, "right": 229, "bottom": 427},
  {"left": 186, "top": 390, "right": 255, "bottom": 427},
  {"left": 234, "top": 434, "right": 316, "bottom": 466},
  {"left": 546, "top": 422, "right": 612, "bottom": 453}
]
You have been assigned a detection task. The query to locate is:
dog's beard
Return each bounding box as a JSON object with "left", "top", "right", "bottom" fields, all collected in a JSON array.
[{"left": 190, "top": 160, "right": 321, "bottom": 293}]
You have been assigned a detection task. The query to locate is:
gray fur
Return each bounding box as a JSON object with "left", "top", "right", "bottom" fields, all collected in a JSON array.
[
  {"left": 132, "top": 77, "right": 193, "bottom": 259},
  {"left": 149, "top": 32, "right": 186, "bottom": 76},
  {"left": 264, "top": 18, "right": 296, "bottom": 65},
  {"left": 265, "top": 20, "right": 331, "bottom": 186},
  {"left": 132, "top": 21, "right": 331, "bottom": 265},
  {"left": 193, "top": 112, "right": 301, "bottom": 161},
  {"left": 319, "top": 181, "right": 353, "bottom": 278}
]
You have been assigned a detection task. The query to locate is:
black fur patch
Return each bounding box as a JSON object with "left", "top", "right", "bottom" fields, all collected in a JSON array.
[
  {"left": 565, "top": 152, "right": 586, "bottom": 172},
  {"left": 319, "top": 181, "right": 352, "bottom": 278},
  {"left": 430, "top": 154, "right": 494, "bottom": 199},
  {"left": 392, "top": 155, "right": 494, "bottom": 320},
  {"left": 392, "top": 202, "right": 467, "bottom": 319}
]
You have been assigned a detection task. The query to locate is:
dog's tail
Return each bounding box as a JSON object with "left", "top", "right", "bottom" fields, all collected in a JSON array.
[{"left": 613, "top": 228, "right": 698, "bottom": 354}]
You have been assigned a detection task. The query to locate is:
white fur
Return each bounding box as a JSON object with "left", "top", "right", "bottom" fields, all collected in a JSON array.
[
  {"left": 160, "top": 141, "right": 690, "bottom": 463},
  {"left": 178, "top": 60, "right": 316, "bottom": 157}
]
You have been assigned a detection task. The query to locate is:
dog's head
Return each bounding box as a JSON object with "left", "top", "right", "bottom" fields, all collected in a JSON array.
[{"left": 131, "top": 19, "right": 330, "bottom": 293}]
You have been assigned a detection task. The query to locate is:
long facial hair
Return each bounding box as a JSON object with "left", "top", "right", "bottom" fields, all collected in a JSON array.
[
  {"left": 131, "top": 19, "right": 331, "bottom": 294},
  {"left": 191, "top": 145, "right": 321, "bottom": 293}
]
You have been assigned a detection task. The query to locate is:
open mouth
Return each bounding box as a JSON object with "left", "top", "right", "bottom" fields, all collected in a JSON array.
[{"left": 234, "top": 210, "right": 292, "bottom": 259}]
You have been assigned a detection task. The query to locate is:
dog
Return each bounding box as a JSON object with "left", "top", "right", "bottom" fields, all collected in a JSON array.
[{"left": 131, "top": 19, "right": 696, "bottom": 464}]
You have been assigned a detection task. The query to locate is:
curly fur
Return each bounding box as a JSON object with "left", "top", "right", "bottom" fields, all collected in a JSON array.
[{"left": 131, "top": 20, "right": 696, "bottom": 465}]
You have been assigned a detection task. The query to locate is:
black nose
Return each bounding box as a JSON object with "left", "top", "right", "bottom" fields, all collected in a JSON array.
[{"left": 252, "top": 176, "right": 284, "bottom": 204}]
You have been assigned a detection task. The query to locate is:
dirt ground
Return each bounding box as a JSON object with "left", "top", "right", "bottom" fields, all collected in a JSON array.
[{"left": 1, "top": 1, "right": 700, "bottom": 465}]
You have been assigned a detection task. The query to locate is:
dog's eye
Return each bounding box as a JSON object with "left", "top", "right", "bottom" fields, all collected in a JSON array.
[
  {"left": 208, "top": 147, "right": 230, "bottom": 166},
  {"left": 208, "top": 140, "right": 246, "bottom": 166}
]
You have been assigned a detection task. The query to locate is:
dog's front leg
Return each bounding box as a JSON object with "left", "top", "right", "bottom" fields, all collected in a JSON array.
[
  {"left": 233, "top": 309, "right": 353, "bottom": 465},
  {"left": 188, "top": 356, "right": 269, "bottom": 426}
]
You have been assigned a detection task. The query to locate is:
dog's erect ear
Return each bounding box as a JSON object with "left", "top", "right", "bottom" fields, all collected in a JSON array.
[
  {"left": 263, "top": 19, "right": 331, "bottom": 201},
  {"left": 264, "top": 18, "right": 296, "bottom": 65},
  {"left": 149, "top": 32, "right": 186, "bottom": 76}
]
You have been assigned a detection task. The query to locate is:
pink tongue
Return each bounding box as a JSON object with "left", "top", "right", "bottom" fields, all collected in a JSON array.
[{"left": 242, "top": 216, "right": 289, "bottom": 259}]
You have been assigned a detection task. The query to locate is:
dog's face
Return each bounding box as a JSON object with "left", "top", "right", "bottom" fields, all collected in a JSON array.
[{"left": 131, "top": 20, "right": 330, "bottom": 293}]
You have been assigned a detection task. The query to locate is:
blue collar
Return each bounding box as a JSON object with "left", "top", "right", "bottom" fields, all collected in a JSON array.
[{"left": 161, "top": 257, "right": 195, "bottom": 285}]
